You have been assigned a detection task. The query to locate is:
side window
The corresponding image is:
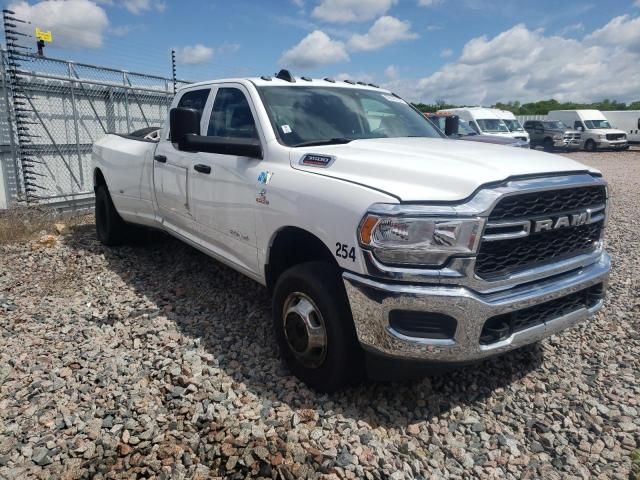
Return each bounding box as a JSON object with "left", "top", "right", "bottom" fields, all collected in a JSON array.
[
  {"left": 207, "top": 88, "right": 258, "bottom": 139},
  {"left": 176, "top": 89, "right": 211, "bottom": 125},
  {"left": 469, "top": 121, "right": 479, "bottom": 133}
]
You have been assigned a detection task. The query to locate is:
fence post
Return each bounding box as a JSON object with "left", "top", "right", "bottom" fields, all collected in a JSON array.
[
  {"left": 67, "top": 62, "right": 84, "bottom": 191},
  {"left": 123, "top": 71, "right": 131, "bottom": 132}
]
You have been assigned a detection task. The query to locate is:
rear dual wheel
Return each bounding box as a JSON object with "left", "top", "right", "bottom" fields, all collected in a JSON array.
[{"left": 95, "top": 185, "right": 131, "bottom": 246}]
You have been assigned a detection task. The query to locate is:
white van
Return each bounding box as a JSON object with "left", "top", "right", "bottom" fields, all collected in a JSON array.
[
  {"left": 494, "top": 109, "right": 530, "bottom": 144},
  {"left": 602, "top": 111, "right": 640, "bottom": 143},
  {"left": 548, "top": 110, "right": 628, "bottom": 151},
  {"left": 437, "top": 107, "right": 521, "bottom": 142}
]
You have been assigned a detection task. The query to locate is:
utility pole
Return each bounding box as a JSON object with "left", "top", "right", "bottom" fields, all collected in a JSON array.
[{"left": 171, "top": 49, "right": 177, "bottom": 95}]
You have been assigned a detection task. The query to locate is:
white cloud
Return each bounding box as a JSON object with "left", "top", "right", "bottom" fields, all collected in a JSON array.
[
  {"left": 384, "top": 16, "right": 640, "bottom": 105},
  {"left": 96, "top": 0, "right": 166, "bottom": 14},
  {"left": 418, "top": 0, "right": 441, "bottom": 6},
  {"left": 440, "top": 48, "right": 453, "bottom": 58},
  {"left": 635, "top": 0, "right": 640, "bottom": 7},
  {"left": 426, "top": 24, "right": 442, "bottom": 31},
  {"left": 557, "top": 22, "right": 584, "bottom": 36},
  {"left": 122, "top": 0, "right": 166, "bottom": 14},
  {"left": 347, "top": 16, "right": 418, "bottom": 51},
  {"left": 585, "top": 14, "right": 640, "bottom": 51},
  {"left": 384, "top": 64, "right": 398, "bottom": 79},
  {"left": 9, "top": 0, "right": 109, "bottom": 49},
  {"left": 279, "top": 30, "right": 349, "bottom": 68},
  {"left": 291, "top": 0, "right": 304, "bottom": 6},
  {"left": 174, "top": 44, "right": 214, "bottom": 65},
  {"left": 312, "top": 0, "right": 397, "bottom": 23}
]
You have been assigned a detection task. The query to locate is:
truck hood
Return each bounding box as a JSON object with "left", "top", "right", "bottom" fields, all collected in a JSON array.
[
  {"left": 591, "top": 128, "right": 626, "bottom": 135},
  {"left": 290, "top": 137, "right": 598, "bottom": 202}
]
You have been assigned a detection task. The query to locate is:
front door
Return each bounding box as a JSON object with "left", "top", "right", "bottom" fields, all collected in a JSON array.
[
  {"left": 188, "top": 85, "right": 264, "bottom": 275},
  {"left": 153, "top": 87, "right": 211, "bottom": 226}
]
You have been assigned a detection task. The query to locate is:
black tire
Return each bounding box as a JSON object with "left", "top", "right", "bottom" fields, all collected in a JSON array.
[
  {"left": 585, "top": 139, "right": 597, "bottom": 152},
  {"left": 543, "top": 137, "right": 554, "bottom": 152},
  {"left": 272, "top": 261, "right": 363, "bottom": 392},
  {"left": 95, "top": 185, "right": 129, "bottom": 246}
]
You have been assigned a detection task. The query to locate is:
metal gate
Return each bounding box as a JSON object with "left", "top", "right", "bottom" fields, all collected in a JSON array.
[{"left": 1, "top": 47, "right": 189, "bottom": 209}]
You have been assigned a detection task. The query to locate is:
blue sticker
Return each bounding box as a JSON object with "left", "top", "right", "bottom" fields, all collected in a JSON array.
[{"left": 257, "top": 171, "right": 274, "bottom": 184}]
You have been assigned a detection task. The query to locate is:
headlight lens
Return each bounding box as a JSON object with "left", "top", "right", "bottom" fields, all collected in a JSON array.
[
  {"left": 598, "top": 134, "right": 606, "bottom": 139},
  {"left": 553, "top": 134, "right": 563, "bottom": 140},
  {"left": 359, "top": 214, "right": 484, "bottom": 266}
]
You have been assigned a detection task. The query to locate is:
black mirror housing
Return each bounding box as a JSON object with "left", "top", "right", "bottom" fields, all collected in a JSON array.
[
  {"left": 170, "top": 107, "right": 201, "bottom": 150},
  {"left": 444, "top": 115, "right": 459, "bottom": 137},
  {"left": 184, "top": 135, "right": 263, "bottom": 159}
]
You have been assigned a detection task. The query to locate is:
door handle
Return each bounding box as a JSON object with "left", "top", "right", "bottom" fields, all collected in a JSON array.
[
  {"left": 194, "top": 164, "right": 211, "bottom": 174},
  {"left": 154, "top": 154, "right": 167, "bottom": 163}
]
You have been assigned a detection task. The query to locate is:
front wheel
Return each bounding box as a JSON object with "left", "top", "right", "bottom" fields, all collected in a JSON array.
[
  {"left": 272, "top": 261, "right": 363, "bottom": 392},
  {"left": 584, "top": 139, "right": 597, "bottom": 152}
]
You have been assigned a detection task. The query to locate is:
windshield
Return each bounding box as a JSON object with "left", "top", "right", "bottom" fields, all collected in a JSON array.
[
  {"left": 458, "top": 119, "right": 477, "bottom": 136},
  {"left": 542, "top": 121, "right": 568, "bottom": 130},
  {"left": 476, "top": 118, "right": 509, "bottom": 133},
  {"left": 502, "top": 119, "right": 524, "bottom": 132},
  {"left": 584, "top": 119, "right": 612, "bottom": 129},
  {"left": 258, "top": 86, "right": 443, "bottom": 147}
]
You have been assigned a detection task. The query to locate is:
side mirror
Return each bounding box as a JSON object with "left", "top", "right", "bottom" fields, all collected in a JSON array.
[
  {"left": 444, "top": 116, "right": 459, "bottom": 136},
  {"left": 184, "top": 135, "right": 263, "bottom": 159},
  {"left": 170, "top": 107, "right": 201, "bottom": 150},
  {"left": 577, "top": 126, "right": 584, "bottom": 132}
]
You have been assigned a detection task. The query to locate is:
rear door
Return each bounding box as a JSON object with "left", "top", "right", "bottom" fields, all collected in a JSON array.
[{"left": 153, "top": 87, "right": 211, "bottom": 224}]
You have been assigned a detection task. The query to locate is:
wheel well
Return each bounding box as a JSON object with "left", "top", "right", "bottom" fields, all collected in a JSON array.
[
  {"left": 94, "top": 168, "right": 107, "bottom": 191},
  {"left": 543, "top": 136, "right": 553, "bottom": 143},
  {"left": 266, "top": 227, "right": 338, "bottom": 292}
]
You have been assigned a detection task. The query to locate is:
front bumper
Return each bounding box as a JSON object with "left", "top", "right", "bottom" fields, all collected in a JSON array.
[
  {"left": 555, "top": 138, "right": 581, "bottom": 149},
  {"left": 596, "top": 139, "right": 628, "bottom": 149},
  {"left": 343, "top": 252, "right": 610, "bottom": 363}
]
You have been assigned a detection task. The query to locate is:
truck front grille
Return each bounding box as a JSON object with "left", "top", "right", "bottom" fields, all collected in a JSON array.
[
  {"left": 475, "top": 185, "right": 606, "bottom": 279},
  {"left": 606, "top": 133, "right": 625, "bottom": 141}
]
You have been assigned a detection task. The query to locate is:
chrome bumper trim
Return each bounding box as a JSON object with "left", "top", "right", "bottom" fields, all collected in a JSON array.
[
  {"left": 362, "top": 243, "right": 605, "bottom": 294},
  {"left": 343, "top": 252, "right": 610, "bottom": 362}
]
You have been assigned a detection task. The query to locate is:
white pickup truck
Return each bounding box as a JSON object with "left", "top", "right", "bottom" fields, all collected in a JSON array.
[{"left": 92, "top": 71, "right": 611, "bottom": 391}]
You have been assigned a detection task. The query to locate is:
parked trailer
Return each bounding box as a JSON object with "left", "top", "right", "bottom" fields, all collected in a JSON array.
[{"left": 602, "top": 111, "right": 640, "bottom": 143}]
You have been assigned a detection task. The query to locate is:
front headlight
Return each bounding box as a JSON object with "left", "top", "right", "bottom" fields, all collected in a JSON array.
[
  {"left": 358, "top": 212, "right": 484, "bottom": 266},
  {"left": 553, "top": 134, "right": 563, "bottom": 140},
  {"left": 598, "top": 134, "right": 606, "bottom": 139}
]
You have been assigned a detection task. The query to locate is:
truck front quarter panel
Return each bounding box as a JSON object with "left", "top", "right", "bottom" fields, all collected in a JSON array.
[{"left": 255, "top": 158, "right": 397, "bottom": 282}]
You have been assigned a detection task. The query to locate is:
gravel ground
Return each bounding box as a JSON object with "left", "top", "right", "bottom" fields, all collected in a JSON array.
[{"left": 1, "top": 148, "right": 639, "bottom": 479}]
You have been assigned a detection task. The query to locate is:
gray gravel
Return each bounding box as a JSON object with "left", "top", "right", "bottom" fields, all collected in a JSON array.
[{"left": 1, "top": 148, "right": 639, "bottom": 479}]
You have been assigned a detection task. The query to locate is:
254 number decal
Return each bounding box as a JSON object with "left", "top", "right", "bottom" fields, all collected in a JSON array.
[{"left": 335, "top": 242, "right": 356, "bottom": 262}]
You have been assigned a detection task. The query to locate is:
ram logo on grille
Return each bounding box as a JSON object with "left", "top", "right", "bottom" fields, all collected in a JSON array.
[{"left": 533, "top": 210, "right": 591, "bottom": 233}]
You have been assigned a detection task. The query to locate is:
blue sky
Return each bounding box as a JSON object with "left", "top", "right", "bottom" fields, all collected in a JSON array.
[{"left": 6, "top": 0, "right": 640, "bottom": 104}]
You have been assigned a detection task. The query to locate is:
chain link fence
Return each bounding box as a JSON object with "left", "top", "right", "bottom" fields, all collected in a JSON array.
[{"left": 0, "top": 49, "right": 190, "bottom": 209}]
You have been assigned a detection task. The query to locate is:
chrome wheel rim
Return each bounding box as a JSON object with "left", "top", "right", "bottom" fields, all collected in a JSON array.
[{"left": 282, "top": 292, "right": 327, "bottom": 368}]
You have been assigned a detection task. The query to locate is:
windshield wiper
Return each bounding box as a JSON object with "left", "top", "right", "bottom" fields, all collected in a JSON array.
[{"left": 292, "top": 137, "right": 353, "bottom": 148}]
